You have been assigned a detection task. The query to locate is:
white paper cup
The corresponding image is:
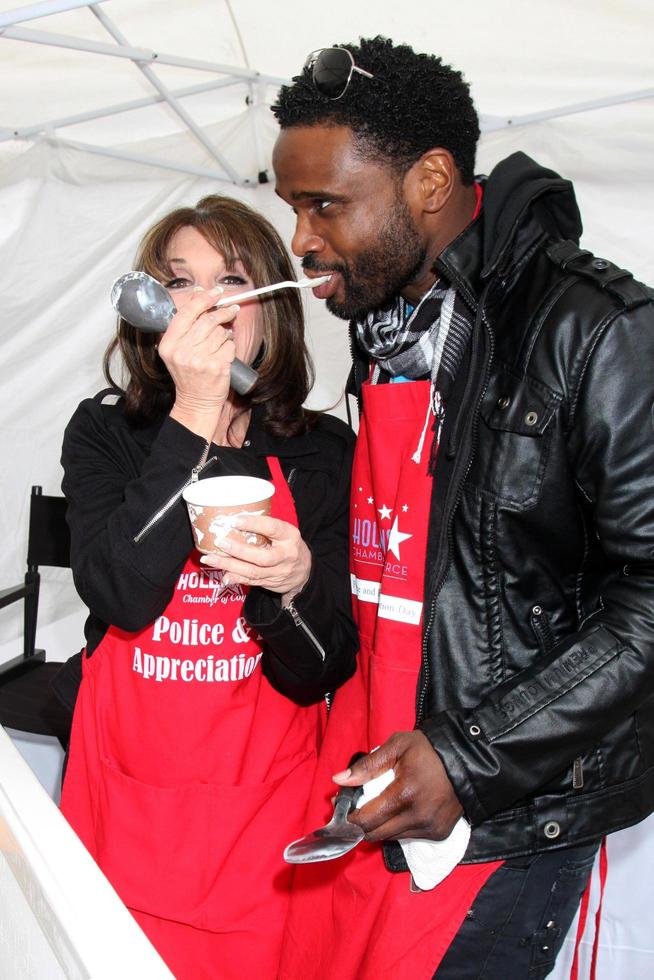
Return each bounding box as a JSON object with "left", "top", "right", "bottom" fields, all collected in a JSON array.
[{"left": 182, "top": 476, "right": 275, "bottom": 554}]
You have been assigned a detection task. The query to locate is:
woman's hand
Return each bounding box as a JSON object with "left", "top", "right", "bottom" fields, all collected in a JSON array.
[
  {"left": 159, "top": 286, "right": 241, "bottom": 441},
  {"left": 200, "top": 514, "right": 312, "bottom": 605}
]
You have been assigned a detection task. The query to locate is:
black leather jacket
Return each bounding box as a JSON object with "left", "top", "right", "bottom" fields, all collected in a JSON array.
[{"left": 351, "top": 152, "right": 654, "bottom": 862}]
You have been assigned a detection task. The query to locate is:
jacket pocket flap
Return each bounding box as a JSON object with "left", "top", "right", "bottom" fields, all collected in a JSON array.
[{"left": 480, "top": 369, "right": 560, "bottom": 436}]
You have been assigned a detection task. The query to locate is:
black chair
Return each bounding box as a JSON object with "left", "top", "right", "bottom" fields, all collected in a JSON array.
[{"left": 0, "top": 485, "right": 74, "bottom": 747}]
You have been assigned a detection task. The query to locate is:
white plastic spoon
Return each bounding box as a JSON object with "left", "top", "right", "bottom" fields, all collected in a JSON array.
[{"left": 213, "top": 274, "right": 331, "bottom": 307}]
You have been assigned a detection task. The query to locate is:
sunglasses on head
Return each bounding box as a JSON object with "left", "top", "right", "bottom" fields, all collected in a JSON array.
[{"left": 304, "top": 47, "right": 375, "bottom": 100}]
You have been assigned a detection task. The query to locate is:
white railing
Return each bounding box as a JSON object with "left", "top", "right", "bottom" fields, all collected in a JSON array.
[{"left": 0, "top": 725, "right": 173, "bottom": 979}]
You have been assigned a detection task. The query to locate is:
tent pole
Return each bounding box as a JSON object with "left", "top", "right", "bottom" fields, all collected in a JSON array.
[
  {"left": 49, "top": 136, "right": 245, "bottom": 183},
  {"left": 1, "top": 78, "right": 243, "bottom": 143},
  {"left": 481, "top": 88, "right": 654, "bottom": 131},
  {"left": 0, "top": 24, "right": 288, "bottom": 85},
  {"left": 0, "top": 0, "right": 107, "bottom": 29},
  {"left": 89, "top": 5, "right": 246, "bottom": 185},
  {"left": 246, "top": 80, "right": 269, "bottom": 183}
]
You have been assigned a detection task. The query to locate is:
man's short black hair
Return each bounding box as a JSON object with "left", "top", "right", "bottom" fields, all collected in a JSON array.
[{"left": 272, "top": 36, "right": 480, "bottom": 185}]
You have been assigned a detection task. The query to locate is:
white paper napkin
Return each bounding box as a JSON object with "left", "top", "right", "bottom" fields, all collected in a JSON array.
[{"left": 359, "top": 768, "right": 470, "bottom": 890}]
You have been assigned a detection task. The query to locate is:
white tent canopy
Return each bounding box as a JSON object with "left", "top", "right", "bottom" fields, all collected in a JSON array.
[{"left": 1, "top": 2, "right": 653, "bottom": 977}]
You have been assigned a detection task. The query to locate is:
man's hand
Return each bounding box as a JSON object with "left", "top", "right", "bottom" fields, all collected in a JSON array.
[{"left": 333, "top": 731, "right": 464, "bottom": 841}]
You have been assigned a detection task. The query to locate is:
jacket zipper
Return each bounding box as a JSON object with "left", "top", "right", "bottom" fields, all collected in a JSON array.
[
  {"left": 416, "top": 307, "right": 494, "bottom": 726},
  {"left": 283, "top": 467, "right": 326, "bottom": 657},
  {"left": 530, "top": 604, "right": 555, "bottom": 655},
  {"left": 133, "top": 443, "right": 218, "bottom": 544},
  {"left": 284, "top": 464, "right": 332, "bottom": 709},
  {"left": 285, "top": 600, "right": 327, "bottom": 662},
  {"left": 572, "top": 756, "right": 584, "bottom": 789}
]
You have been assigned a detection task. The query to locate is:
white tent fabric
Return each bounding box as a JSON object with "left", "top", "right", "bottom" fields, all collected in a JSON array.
[{"left": 0, "top": 2, "right": 653, "bottom": 977}]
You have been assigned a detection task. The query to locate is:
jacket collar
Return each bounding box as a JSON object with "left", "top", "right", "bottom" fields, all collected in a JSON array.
[
  {"left": 436, "top": 152, "right": 583, "bottom": 306},
  {"left": 435, "top": 208, "right": 485, "bottom": 311},
  {"left": 126, "top": 397, "right": 322, "bottom": 461},
  {"left": 246, "top": 408, "right": 321, "bottom": 460}
]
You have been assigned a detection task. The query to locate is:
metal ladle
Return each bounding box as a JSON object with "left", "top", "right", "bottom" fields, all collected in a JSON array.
[
  {"left": 111, "top": 271, "right": 258, "bottom": 395},
  {"left": 111, "top": 271, "right": 331, "bottom": 396}
]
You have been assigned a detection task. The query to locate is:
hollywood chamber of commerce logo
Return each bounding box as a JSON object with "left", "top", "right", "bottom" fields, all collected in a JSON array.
[
  {"left": 352, "top": 486, "right": 412, "bottom": 577},
  {"left": 176, "top": 566, "right": 246, "bottom": 606},
  {"left": 350, "top": 486, "right": 424, "bottom": 625}
]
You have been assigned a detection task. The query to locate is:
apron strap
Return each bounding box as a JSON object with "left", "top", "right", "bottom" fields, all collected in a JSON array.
[
  {"left": 570, "top": 837, "right": 607, "bottom": 980},
  {"left": 266, "top": 456, "right": 297, "bottom": 525},
  {"left": 590, "top": 838, "right": 608, "bottom": 979}
]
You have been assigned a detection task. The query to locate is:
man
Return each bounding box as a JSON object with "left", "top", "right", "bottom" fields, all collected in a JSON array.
[{"left": 270, "top": 36, "right": 654, "bottom": 978}]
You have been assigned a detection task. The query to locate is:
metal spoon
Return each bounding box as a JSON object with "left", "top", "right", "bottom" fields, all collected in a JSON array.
[
  {"left": 110, "top": 271, "right": 330, "bottom": 396},
  {"left": 283, "top": 752, "right": 366, "bottom": 864}
]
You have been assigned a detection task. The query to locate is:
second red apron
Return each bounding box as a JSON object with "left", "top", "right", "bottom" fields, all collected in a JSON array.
[{"left": 280, "top": 380, "right": 501, "bottom": 980}]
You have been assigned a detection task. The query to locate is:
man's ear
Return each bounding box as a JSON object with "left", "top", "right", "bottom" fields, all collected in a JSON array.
[{"left": 406, "top": 149, "right": 455, "bottom": 214}]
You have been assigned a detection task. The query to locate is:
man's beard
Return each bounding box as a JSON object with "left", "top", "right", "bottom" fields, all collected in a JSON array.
[{"left": 303, "top": 197, "right": 426, "bottom": 321}]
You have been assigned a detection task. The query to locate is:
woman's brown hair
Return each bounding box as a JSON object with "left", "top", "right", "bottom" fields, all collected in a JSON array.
[{"left": 104, "top": 195, "right": 315, "bottom": 437}]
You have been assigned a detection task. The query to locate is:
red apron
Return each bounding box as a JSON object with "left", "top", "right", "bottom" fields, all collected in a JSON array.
[
  {"left": 280, "top": 381, "right": 502, "bottom": 980},
  {"left": 61, "top": 457, "right": 325, "bottom": 980}
]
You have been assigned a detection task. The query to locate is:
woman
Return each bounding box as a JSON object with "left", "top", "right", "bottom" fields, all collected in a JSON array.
[{"left": 58, "top": 195, "right": 357, "bottom": 979}]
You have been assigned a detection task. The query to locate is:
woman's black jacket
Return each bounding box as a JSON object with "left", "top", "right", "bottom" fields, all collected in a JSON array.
[{"left": 54, "top": 394, "right": 357, "bottom": 713}]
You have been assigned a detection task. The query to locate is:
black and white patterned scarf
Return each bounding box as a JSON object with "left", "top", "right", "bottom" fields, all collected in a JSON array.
[
  {"left": 353, "top": 279, "right": 474, "bottom": 468},
  {"left": 354, "top": 279, "right": 473, "bottom": 392}
]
